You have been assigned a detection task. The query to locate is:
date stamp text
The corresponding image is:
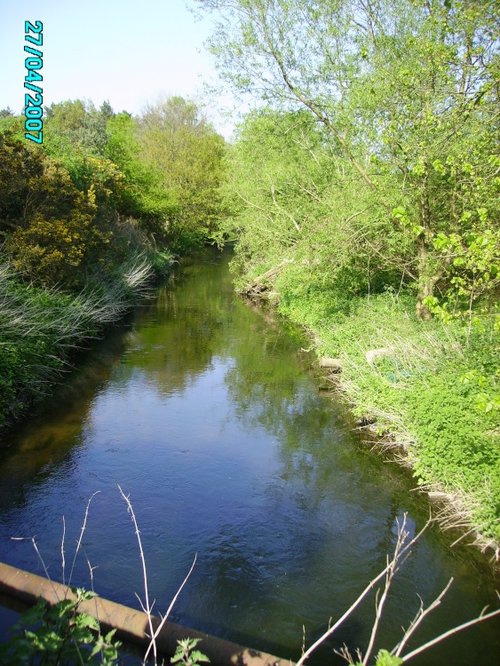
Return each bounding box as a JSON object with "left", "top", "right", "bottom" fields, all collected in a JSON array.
[{"left": 24, "top": 20, "right": 44, "bottom": 144}]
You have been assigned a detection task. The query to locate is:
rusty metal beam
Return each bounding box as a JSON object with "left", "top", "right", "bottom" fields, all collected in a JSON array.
[{"left": 0, "top": 561, "right": 293, "bottom": 666}]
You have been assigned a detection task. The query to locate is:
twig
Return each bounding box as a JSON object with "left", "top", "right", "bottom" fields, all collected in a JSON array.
[
  {"left": 61, "top": 515, "right": 66, "bottom": 586},
  {"left": 401, "top": 607, "right": 500, "bottom": 662},
  {"left": 362, "top": 520, "right": 410, "bottom": 665},
  {"left": 22, "top": 536, "right": 52, "bottom": 581},
  {"left": 362, "top": 562, "right": 390, "bottom": 664},
  {"left": 143, "top": 553, "right": 198, "bottom": 663},
  {"left": 11, "top": 536, "right": 62, "bottom": 602},
  {"left": 118, "top": 484, "right": 157, "bottom": 664},
  {"left": 296, "top": 514, "right": 428, "bottom": 666},
  {"left": 67, "top": 492, "right": 100, "bottom": 592},
  {"left": 393, "top": 578, "right": 454, "bottom": 657}
]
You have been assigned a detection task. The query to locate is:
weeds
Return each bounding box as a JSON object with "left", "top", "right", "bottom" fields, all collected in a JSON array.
[
  {"left": 277, "top": 286, "right": 500, "bottom": 554},
  {"left": 171, "top": 639, "right": 210, "bottom": 666},
  {"left": 0, "top": 589, "right": 121, "bottom": 665},
  {"left": 2, "top": 488, "right": 203, "bottom": 666}
]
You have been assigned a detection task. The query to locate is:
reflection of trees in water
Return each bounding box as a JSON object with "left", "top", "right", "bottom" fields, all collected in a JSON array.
[
  {"left": 219, "top": 299, "right": 458, "bottom": 662},
  {"left": 185, "top": 512, "right": 369, "bottom": 665},
  {"left": 0, "top": 254, "right": 239, "bottom": 512},
  {"left": 0, "top": 251, "right": 498, "bottom": 665},
  {"left": 123, "top": 258, "right": 237, "bottom": 395},
  {"left": 223, "top": 312, "right": 358, "bottom": 504}
]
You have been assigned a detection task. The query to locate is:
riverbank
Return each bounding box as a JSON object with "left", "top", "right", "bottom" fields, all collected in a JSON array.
[
  {"left": 0, "top": 252, "right": 171, "bottom": 432},
  {"left": 267, "top": 282, "right": 499, "bottom": 560},
  {"left": 2, "top": 249, "right": 498, "bottom": 666}
]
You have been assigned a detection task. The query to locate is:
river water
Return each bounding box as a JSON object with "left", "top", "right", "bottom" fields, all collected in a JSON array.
[{"left": 0, "top": 250, "right": 498, "bottom": 664}]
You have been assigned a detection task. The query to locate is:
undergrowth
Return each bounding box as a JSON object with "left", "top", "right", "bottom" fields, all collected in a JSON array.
[
  {"left": 276, "top": 278, "right": 500, "bottom": 549},
  {"left": 0, "top": 253, "right": 171, "bottom": 431}
]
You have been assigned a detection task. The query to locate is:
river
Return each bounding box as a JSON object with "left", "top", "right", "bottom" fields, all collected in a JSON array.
[{"left": 0, "top": 250, "right": 498, "bottom": 664}]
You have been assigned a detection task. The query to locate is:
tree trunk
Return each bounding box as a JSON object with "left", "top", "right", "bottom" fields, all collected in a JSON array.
[
  {"left": 416, "top": 184, "right": 434, "bottom": 320},
  {"left": 416, "top": 271, "right": 434, "bottom": 320}
]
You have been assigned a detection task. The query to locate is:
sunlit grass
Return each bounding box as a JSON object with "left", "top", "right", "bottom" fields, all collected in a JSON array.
[{"left": 0, "top": 255, "right": 155, "bottom": 430}]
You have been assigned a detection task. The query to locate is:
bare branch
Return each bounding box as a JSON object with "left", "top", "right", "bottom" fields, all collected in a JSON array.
[
  {"left": 296, "top": 514, "right": 429, "bottom": 666},
  {"left": 61, "top": 515, "right": 66, "bottom": 586},
  {"left": 68, "top": 491, "right": 100, "bottom": 592},
  {"left": 118, "top": 485, "right": 157, "bottom": 664},
  {"left": 393, "top": 578, "right": 454, "bottom": 657},
  {"left": 143, "top": 553, "right": 198, "bottom": 663},
  {"left": 401, "top": 607, "right": 500, "bottom": 662}
]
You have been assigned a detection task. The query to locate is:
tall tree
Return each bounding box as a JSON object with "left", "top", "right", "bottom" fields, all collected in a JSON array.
[
  {"left": 200, "top": 0, "right": 499, "bottom": 317},
  {"left": 139, "top": 97, "right": 227, "bottom": 250}
]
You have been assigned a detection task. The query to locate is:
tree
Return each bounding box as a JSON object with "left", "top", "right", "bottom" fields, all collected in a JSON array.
[
  {"left": 105, "top": 112, "right": 176, "bottom": 232},
  {"left": 223, "top": 108, "right": 407, "bottom": 301},
  {"left": 44, "top": 99, "right": 111, "bottom": 157},
  {"left": 138, "top": 97, "right": 227, "bottom": 250},
  {"left": 200, "top": 0, "right": 499, "bottom": 318}
]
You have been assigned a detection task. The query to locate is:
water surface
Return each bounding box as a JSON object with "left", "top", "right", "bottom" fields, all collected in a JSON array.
[{"left": 0, "top": 250, "right": 498, "bottom": 663}]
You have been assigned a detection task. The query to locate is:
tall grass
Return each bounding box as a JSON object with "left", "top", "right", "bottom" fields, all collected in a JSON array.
[{"left": 0, "top": 254, "right": 156, "bottom": 430}]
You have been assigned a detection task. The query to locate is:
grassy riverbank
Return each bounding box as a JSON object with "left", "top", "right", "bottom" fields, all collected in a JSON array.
[
  {"left": 0, "top": 252, "right": 171, "bottom": 431},
  {"left": 274, "top": 281, "right": 499, "bottom": 554},
  {"left": 199, "top": 0, "right": 499, "bottom": 557}
]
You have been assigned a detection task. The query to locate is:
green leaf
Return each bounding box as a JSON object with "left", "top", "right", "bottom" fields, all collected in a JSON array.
[
  {"left": 374, "top": 649, "right": 404, "bottom": 666},
  {"left": 74, "top": 612, "right": 99, "bottom": 631}
]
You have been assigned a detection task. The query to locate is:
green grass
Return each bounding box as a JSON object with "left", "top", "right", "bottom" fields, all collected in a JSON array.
[
  {"left": 276, "top": 278, "right": 500, "bottom": 546},
  {"left": 0, "top": 253, "right": 171, "bottom": 431}
]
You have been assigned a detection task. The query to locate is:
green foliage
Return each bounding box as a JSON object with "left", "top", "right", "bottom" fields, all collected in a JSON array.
[
  {"left": 0, "top": 94, "right": 224, "bottom": 431},
  {"left": 105, "top": 112, "right": 176, "bottom": 228},
  {"left": 0, "top": 588, "right": 120, "bottom": 665},
  {"left": 353, "top": 650, "right": 403, "bottom": 666},
  {"left": 407, "top": 352, "right": 500, "bottom": 538},
  {"left": 139, "top": 97, "right": 227, "bottom": 251},
  {"left": 200, "top": 0, "right": 499, "bottom": 546},
  {"left": 171, "top": 638, "right": 210, "bottom": 666},
  {"left": 0, "top": 132, "right": 112, "bottom": 287},
  {"left": 223, "top": 109, "right": 406, "bottom": 300},
  {"left": 9, "top": 190, "right": 108, "bottom": 288},
  {"left": 0, "top": 272, "right": 70, "bottom": 425},
  {"left": 0, "top": 130, "right": 45, "bottom": 237},
  {"left": 374, "top": 650, "right": 403, "bottom": 666},
  {"left": 44, "top": 99, "right": 112, "bottom": 157},
  {"left": 203, "top": 0, "right": 499, "bottom": 319},
  {"left": 277, "top": 281, "right": 500, "bottom": 541}
]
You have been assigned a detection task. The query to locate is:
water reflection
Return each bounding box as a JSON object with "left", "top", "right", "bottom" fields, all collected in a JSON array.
[{"left": 0, "top": 250, "right": 498, "bottom": 664}]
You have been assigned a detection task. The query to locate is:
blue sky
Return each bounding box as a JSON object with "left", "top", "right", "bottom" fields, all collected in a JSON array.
[{"left": 0, "top": 0, "right": 235, "bottom": 135}]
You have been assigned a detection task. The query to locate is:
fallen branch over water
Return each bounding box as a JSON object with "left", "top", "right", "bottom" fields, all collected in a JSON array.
[{"left": 241, "top": 259, "right": 293, "bottom": 299}]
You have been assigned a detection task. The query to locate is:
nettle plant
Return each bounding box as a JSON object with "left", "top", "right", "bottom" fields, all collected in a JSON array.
[{"left": 0, "top": 588, "right": 120, "bottom": 665}]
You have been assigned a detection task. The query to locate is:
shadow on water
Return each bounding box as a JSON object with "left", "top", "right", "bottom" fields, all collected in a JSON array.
[{"left": 0, "top": 249, "right": 498, "bottom": 664}]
